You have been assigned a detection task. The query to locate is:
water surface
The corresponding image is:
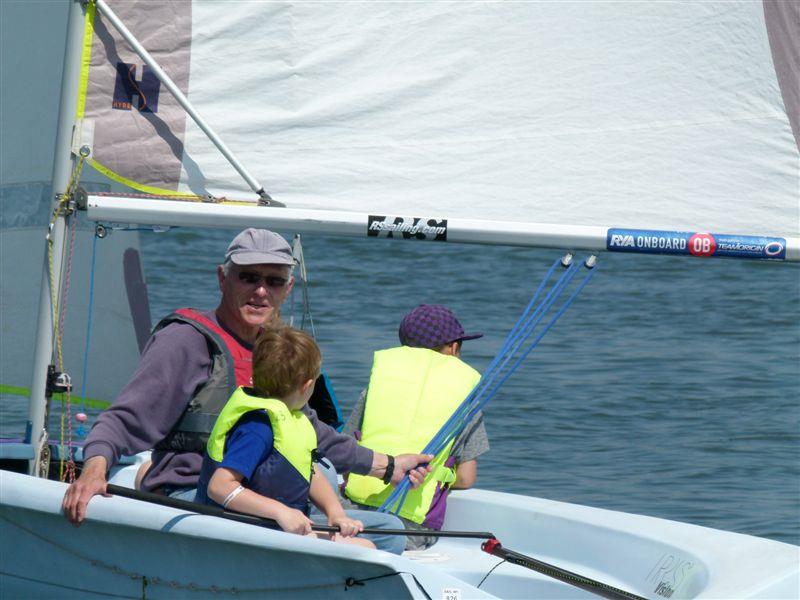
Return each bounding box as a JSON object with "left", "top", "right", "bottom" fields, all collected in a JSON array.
[{"left": 4, "top": 227, "right": 798, "bottom": 545}]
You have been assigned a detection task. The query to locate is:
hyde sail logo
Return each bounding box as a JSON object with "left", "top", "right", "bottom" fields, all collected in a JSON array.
[
  {"left": 112, "top": 62, "right": 161, "bottom": 113},
  {"left": 367, "top": 215, "right": 448, "bottom": 241}
]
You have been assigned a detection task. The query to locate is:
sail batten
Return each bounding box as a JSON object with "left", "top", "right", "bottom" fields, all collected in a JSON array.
[{"left": 80, "top": 1, "right": 799, "bottom": 259}]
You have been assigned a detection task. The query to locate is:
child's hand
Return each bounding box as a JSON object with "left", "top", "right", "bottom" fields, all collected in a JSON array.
[
  {"left": 276, "top": 507, "right": 313, "bottom": 535},
  {"left": 329, "top": 513, "right": 365, "bottom": 538}
]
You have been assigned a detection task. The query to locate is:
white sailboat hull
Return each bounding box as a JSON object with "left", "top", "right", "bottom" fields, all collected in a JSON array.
[
  {"left": 0, "top": 468, "right": 454, "bottom": 599},
  {"left": 2, "top": 465, "right": 797, "bottom": 599}
]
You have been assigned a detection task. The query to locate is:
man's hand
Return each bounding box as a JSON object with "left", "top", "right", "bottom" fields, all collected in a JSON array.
[
  {"left": 61, "top": 456, "right": 110, "bottom": 526},
  {"left": 393, "top": 453, "right": 434, "bottom": 488}
]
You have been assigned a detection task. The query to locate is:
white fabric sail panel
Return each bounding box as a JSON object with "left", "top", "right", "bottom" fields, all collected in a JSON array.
[
  {"left": 83, "top": 2, "right": 192, "bottom": 192},
  {"left": 1, "top": 4, "right": 145, "bottom": 412},
  {"left": 88, "top": 1, "right": 799, "bottom": 240},
  {"left": 0, "top": 224, "right": 145, "bottom": 408}
]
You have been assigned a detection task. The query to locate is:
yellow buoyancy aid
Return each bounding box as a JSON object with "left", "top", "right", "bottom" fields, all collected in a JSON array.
[
  {"left": 207, "top": 387, "right": 317, "bottom": 484},
  {"left": 345, "top": 346, "right": 481, "bottom": 524}
]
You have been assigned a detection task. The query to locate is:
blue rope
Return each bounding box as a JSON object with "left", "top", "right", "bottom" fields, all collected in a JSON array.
[
  {"left": 466, "top": 264, "right": 583, "bottom": 413},
  {"left": 379, "top": 257, "right": 597, "bottom": 515},
  {"left": 416, "top": 258, "right": 565, "bottom": 451},
  {"left": 458, "top": 264, "right": 596, "bottom": 429},
  {"left": 383, "top": 261, "right": 592, "bottom": 513},
  {"left": 460, "top": 262, "right": 578, "bottom": 416},
  {"left": 79, "top": 230, "right": 99, "bottom": 415},
  {"left": 418, "top": 260, "right": 579, "bottom": 458}
]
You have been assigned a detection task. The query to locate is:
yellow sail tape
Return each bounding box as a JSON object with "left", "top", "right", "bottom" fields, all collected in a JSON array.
[
  {"left": 75, "top": 1, "right": 96, "bottom": 120},
  {"left": 0, "top": 385, "right": 111, "bottom": 410},
  {"left": 88, "top": 159, "right": 194, "bottom": 197},
  {"left": 88, "top": 160, "right": 259, "bottom": 205},
  {"left": 75, "top": 5, "right": 189, "bottom": 200},
  {"left": 76, "top": 5, "right": 261, "bottom": 208}
]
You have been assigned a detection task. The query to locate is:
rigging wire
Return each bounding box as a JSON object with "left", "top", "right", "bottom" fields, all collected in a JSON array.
[
  {"left": 79, "top": 229, "right": 100, "bottom": 416},
  {"left": 476, "top": 558, "right": 507, "bottom": 589},
  {"left": 290, "top": 234, "right": 344, "bottom": 430},
  {"left": 47, "top": 153, "right": 86, "bottom": 482},
  {"left": 380, "top": 255, "right": 597, "bottom": 515},
  {"left": 57, "top": 210, "right": 78, "bottom": 482},
  {"left": 291, "top": 234, "right": 316, "bottom": 337}
]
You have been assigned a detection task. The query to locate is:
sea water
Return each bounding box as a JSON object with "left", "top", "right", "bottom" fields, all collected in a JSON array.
[{"left": 2, "top": 227, "right": 798, "bottom": 546}]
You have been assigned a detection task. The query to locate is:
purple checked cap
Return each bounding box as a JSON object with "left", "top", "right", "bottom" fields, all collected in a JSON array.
[{"left": 398, "top": 304, "right": 482, "bottom": 349}]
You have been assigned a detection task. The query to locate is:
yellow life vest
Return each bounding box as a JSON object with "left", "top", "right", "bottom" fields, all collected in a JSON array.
[
  {"left": 345, "top": 346, "right": 480, "bottom": 524},
  {"left": 207, "top": 387, "right": 317, "bottom": 483}
]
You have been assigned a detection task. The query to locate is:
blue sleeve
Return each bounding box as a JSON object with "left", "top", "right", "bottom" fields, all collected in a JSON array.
[{"left": 219, "top": 411, "right": 273, "bottom": 482}]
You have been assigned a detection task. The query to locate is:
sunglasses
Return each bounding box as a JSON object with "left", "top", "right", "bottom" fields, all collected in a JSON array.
[{"left": 237, "top": 271, "right": 289, "bottom": 288}]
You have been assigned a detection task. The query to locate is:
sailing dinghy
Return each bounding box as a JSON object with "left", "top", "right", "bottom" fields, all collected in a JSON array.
[{"left": 2, "top": 1, "right": 798, "bottom": 598}]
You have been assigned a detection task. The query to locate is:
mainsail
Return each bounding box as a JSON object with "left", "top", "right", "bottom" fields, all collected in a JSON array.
[
  {"left": 2, "top": 6, "right": 799, "bottom": 597},
  {"left": 78, "top": 1, "right": 799, "bottom": 260}
]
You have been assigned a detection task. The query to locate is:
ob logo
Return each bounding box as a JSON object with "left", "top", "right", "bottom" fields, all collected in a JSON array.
[{"left": 688, "top": 233, "right": 716, "bottom": 257}]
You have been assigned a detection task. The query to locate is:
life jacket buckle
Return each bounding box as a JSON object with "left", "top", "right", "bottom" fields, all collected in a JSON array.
[{"left": 311, "top": 448, "right": 332, "bottom": 470}]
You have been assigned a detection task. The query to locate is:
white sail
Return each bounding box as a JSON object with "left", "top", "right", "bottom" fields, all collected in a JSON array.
[
  {"left": 0, "top": 3, "right": 145, "bottom": 423},
  {"left": 79, "top": 1, "right": 798, "bottom": 260},
  {"left": 2, "top": 4, "right": 799, "bottom": 598}
]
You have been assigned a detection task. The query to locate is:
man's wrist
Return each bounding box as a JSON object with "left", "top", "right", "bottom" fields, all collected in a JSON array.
[
  {"left": 382, "top": 454, "right": 395, "bottom": 484},
  {"left": 82, "top": 455, "right": 109, "bottom": 477},
  {"left": 82, "top": 442, "right": 115, "bottom": 473},
  {"left": 369, "top": 452, "right": 388, "bottom": 478}
]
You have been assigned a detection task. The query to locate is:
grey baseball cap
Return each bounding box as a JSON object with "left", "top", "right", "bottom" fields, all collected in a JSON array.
[{"left": 224, "top": 228, "right": 294, "bottom": 266}]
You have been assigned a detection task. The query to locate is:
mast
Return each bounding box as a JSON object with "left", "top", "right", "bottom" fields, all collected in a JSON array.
[{"left": 27, "top": 0, "right": 87, "bottom": 477}]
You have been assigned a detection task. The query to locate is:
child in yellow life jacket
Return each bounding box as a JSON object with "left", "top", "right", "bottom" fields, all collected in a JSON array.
[
  {"left": 196, "top": 326, "right": 374, "bottom": 549},
  {"left": 343, "top": 304, "right": 490, "bottom": 550}
]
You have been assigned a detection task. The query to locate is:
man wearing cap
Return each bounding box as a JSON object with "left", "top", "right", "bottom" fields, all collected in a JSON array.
[
  {"left": 62, "top": 229, "right": 431, "bottom": 554},
  {"left": 343, "top": 304, "right": 490, "bottom": 550}
]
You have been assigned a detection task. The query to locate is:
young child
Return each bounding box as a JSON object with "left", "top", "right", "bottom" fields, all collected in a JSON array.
[
  {"left": 196, "top": 326, "right": 374, "bottom": 549},
  {"left": 343, "top": 304, "right": 490, "bottom": 550}
]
